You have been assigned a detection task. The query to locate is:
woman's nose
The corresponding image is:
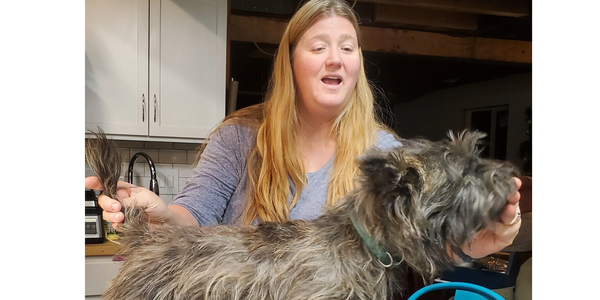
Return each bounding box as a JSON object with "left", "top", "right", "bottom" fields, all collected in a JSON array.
[{"left": 325, "top": 49, "right": 343, "bottom": 68}]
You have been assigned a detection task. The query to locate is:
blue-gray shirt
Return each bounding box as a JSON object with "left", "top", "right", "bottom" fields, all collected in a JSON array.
[{"left": 171, "top": 124, "right": 401, "bottom": 226}]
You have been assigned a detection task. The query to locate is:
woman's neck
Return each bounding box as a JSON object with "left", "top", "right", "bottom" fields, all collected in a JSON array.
[
  {"left": 297, "top": 110, "right": 338, "bottom": 172},
  {"left": 297, "top": 107, "right": 336, "bottom": 144}
]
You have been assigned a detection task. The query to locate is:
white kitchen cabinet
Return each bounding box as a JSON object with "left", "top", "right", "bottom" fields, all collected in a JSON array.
[
  {"left": 85, "top": 0, "right": 227, "bottom": 142},
  {"left": 85, "top": 256, "right": 124, "bottom": 297}
]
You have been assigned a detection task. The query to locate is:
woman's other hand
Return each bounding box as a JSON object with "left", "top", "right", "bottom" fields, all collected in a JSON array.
[
  {"left": 85, "top": 176, "right": 172, "bottom": 230},
  {"left": 462, "top": 177, "right": 523, "bottom": 259}
]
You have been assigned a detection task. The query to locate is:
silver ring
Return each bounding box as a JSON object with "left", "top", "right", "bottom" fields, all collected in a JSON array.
[{"left": 509, "top": 211, "right": 522, "bottom": 226}]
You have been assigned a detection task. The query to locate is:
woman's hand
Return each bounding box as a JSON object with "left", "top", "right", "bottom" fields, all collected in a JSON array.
[
  {"left": 85, "top": 176, "right": 173, "bottom": 230},
  {"left": 518, "top": 176, "right": 532, "bottom": 214},
  {"left": 462, "top": 177, "right": 524, "bottom": 259}
]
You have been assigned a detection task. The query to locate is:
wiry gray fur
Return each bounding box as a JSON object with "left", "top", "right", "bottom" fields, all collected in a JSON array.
[{"left": 85, "top": 130, "right": 518, "bottom": 300}]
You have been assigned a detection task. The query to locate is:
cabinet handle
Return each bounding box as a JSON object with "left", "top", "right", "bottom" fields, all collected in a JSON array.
[
  {"left": 142, "top": 94, "right": 146, "bottom": 122},
  {"left": 153, "top": 94, "right": 157, "bottom": 123}
]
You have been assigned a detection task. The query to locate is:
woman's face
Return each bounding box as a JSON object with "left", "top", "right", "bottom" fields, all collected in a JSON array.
[{"left": 292, "top": 15, "right": 360, "bottom": 120}]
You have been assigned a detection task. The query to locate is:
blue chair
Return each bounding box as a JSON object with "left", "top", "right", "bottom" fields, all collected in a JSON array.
[{"left": 407, "top": 281, "right": 506, "bottom": 300}]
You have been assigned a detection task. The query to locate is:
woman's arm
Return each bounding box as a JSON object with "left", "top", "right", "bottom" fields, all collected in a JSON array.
[{"left": 170, "top": 124, "right": 251, "bottom": 226}]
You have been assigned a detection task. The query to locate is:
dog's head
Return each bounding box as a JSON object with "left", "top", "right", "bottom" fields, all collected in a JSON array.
[{"left": 352, "top": 130, "right": 519, "bottom": 277}]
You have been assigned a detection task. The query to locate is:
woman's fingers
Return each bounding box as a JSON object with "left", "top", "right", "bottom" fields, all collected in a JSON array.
[
  {"left": 87, "top": 177, "right": 141, "bottom": 208},
  {"left": 498, "top": 177, "right": 523, "bottom": 225},
  {"left": 500, "top": 201, "right": 520, "bottom": 225},
  {"left": 97, "top": 194, "right": 125, "bottom": 229},
  {"left": 518, "top": 176, "right": 532, "bottom": 214},
  {"left": 86, "top": 177, "right": 139, "bottom": 195},
  {"left": 507, "top": 177, "right": 522, "bottom": 205},
  {"left": 87, "top": 177, "right": 146, "bottom": 230},
  {"left": 495, "top": 178, "right": 523, "bottom": 245},
  {"left": 103, "top": 210, "right": 124, "bottom": 223},
  {"left": 519, "top": 176, "right": 532, "bottom": 190},
  {"left": 97, "top": 194, "right": 120, "bottom": 212},
  {"left": 84, "top": 176, "right": 103, "bottom": 190}
]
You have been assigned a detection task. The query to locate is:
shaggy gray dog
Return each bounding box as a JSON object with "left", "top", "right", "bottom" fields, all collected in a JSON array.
[{"left": 85, "top": 129, "right": 518, "bottom": 300}]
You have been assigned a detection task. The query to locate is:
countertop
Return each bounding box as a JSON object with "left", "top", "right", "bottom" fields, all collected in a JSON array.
[{"left": 85, "top": 240, "right": 121, "bottom": 256}]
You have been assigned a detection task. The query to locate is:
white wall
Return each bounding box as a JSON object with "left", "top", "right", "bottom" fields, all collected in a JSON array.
[{"left": 393, "top": 72, "right": 532, "bottom": 168}]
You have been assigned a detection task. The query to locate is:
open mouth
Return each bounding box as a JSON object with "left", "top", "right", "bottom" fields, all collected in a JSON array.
[{"left": 321, "top": 76, "right": 342, "bottom": 86}]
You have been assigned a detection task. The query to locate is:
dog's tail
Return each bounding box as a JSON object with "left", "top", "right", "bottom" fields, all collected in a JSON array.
[{"left": 85, "top": 128, "right": 150, "bottom": 251}]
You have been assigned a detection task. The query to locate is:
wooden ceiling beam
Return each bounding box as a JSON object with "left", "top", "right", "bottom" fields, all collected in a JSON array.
[
  {"left": 373, "top": 4, "right": 479, "bottom": 31},
  {"left": 228, "top": 15, "right": 531, "bottom": 64},
  {"left": 358, "top": 0, "right": 530, "bottom": 18}
]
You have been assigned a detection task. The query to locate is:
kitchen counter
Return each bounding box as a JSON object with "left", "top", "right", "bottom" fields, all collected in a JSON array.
[{"left": 85, "top": 240, "right": 121, "bottom": 256}]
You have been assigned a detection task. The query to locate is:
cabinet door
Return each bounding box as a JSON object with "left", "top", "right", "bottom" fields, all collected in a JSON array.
[
  {"left": 148, "top": 0, "right": 227, "bottom": 139},
  {"left": 85, "top": 0, "right": 149, "bottom": 136},
  {"left": 85, "top": 256, "right": 124, "bottom": 297}
]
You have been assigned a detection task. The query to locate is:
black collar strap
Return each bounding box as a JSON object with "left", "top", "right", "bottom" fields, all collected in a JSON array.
[
  {"left": 349, "top": 211, "right": 402, "bottom": 268},
  {"left": 451, "top": 245, "right": 475, "bottom": 263}
]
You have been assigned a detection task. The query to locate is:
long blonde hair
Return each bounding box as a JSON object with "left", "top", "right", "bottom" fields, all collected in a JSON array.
[{"left": 215, "top": 0, "right": 387, "bottom": 224}]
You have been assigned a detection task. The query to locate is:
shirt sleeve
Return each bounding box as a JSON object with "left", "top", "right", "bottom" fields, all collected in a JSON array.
[
  {"left": 376, "top": 130, "right": 403, "bottom": 149},
  {"left": 170, "top": 124, "right": 250, "bottom": 226}
]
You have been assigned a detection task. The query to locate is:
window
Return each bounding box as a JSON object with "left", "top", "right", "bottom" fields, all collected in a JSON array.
[{"left": 465, "top": 105, "right": 509, "bottom": 160}]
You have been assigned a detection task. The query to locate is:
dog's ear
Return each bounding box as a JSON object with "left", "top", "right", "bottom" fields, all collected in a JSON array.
[
  {"left": 356, "top": 148, "right": 426, "bottom": 242},
  {"left": 357, "top": 148, "right": 423, "bottom": 197},
  {"left": 446, "top": 130, "right": 487, "bottom": 156}
]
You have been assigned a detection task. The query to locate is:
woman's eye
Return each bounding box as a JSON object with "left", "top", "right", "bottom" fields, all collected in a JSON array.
[
  {"left": 313, "top": 46, "right": 326, "bottom": 52},
  {"left": 342, "top": 46, "right": 353, "bottom": 52}
]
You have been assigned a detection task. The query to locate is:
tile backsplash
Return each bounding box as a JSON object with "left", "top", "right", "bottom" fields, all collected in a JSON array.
[{"left": 85, "top": 139, "right": 203, "bottom": 205}]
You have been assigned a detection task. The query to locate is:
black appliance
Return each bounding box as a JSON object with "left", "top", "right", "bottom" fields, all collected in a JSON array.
[{"left": 85, "top": 189, "right": 105, "bottom": 244}]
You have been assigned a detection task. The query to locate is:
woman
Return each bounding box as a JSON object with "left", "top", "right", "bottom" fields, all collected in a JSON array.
[{"left": 86, "top": 0, "right": 522, "bottom": 264}]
